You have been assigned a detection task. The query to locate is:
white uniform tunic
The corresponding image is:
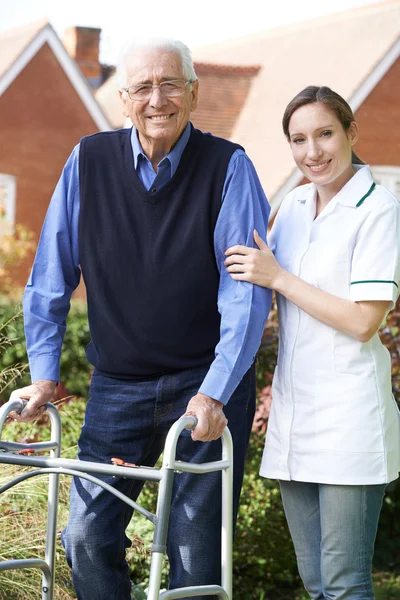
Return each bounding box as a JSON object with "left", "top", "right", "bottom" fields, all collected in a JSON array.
[{"left": 260, "top": 165, "right": 400, "bottom": 485}]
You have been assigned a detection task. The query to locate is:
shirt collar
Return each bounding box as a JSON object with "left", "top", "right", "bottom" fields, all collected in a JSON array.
[
  {"left": 130, "top": 123, "right": 191, "bottom": 176},
  {"left": 298, "top": 165, "right": 375, "bottom": 209}
]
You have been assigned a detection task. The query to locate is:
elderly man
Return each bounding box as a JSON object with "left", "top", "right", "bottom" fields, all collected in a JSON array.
[{"left": 12, "top": 38, "right": 271, "bottom": 599}]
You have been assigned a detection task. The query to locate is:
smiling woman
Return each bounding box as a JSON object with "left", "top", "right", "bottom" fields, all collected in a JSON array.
[
  {"left": 282, "top": 85, "right": 365, "bottom": 215},
  {"left": 224, "top": 85, "right": 400, "bottom": 600}
]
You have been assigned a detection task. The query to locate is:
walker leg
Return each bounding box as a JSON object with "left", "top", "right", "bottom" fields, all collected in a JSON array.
[
  {"left": 42, "top": 404, "right": 61, "bottom": 600},
  {"left": 221, "top": 436, "right": 233, "bottom": 599},
  {"left": 147, "top": 467, "right": 174, "bottom": 600},
  {"left": 42, "top": 471, "right": 59, "bottom": 600}
]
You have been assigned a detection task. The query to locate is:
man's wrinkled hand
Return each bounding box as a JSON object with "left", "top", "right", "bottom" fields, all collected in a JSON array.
[
  {"left": 8, "top": 380, "right": 57, "bottom": 422},
  {"left": 184, "top": 393, "right": 227, "bottom": 442}
]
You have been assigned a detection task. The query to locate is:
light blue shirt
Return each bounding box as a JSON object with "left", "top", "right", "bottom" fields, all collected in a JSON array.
[{"left": 23, "top": 123, "right": 272, "bottom": 404}]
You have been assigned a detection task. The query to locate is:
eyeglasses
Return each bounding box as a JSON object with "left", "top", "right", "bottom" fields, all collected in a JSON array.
[{"left": 123, "top": 79, "right": 193, "bottom": 102}]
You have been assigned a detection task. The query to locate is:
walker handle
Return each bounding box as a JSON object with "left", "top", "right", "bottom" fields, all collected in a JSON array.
[
  {"left": 13, "top": 399, "right": 27, "bottom": 414},
  {"left": 0, "top": 399, "right": 27, "bottom": 438},
  {"left": 183, "top": 414, "right": 198, "bottom": 431}
]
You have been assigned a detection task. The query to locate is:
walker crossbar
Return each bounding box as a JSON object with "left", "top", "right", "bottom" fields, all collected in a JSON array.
[
  {"left": 0, "top": 440, "right": 59, "bottom": 452},
  {"left": 0, "top": 399, "right": 233, "bottom": 600},
  {"left": 0, "top": 467, "right": 157, "bottom": 523},
  {"left": 159, "top": 585, "right": 229, "bottom": 599}
]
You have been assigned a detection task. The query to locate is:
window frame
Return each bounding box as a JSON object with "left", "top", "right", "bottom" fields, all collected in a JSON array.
[{"left": 0, "top": 174, "right": 17, "bottom": 230}]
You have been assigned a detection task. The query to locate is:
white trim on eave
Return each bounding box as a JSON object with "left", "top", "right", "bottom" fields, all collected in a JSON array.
[
  {"left": 270, "top": 35, "right": 400, "bottom": 217},
  {"left": 0, "top": 24, "right": 111, "bottom": 132}
]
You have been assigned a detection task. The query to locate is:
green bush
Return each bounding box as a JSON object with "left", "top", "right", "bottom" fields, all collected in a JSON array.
[
  {"left": 0, "top": 399, "right": 169, "bottom": 599},
  {"left": 233, "top": 435, "right": 300, "bottom": 599},
  {"left": 0, "top": 300, "right": 91, "bottom": 401},
  {"left": 0, "top": 297, "right": 399, "bottom": 598},
  {"left": 0, "top": 399, "right": 86, "bottom": 600}
]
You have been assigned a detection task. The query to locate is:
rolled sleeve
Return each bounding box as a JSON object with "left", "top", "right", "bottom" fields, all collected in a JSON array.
[{"left": 350, "top": 194, "right": 400, "bottom": 309}]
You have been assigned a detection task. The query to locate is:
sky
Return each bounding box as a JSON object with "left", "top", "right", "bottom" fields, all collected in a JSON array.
[{"left": 0, "top": 0, "right": 389, "bottom": 65}]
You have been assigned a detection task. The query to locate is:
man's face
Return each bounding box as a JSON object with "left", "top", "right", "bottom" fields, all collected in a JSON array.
[{"left": 120, "top": 49, "right": 199, "bottom": 155}]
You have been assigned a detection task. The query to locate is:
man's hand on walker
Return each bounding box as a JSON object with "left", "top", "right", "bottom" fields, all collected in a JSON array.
[
  {"left": 184, "top": 393, "right": 227, "bottom": 442},
  {"left": 8, "top": 380, "right": 57, "bottom": 422}
]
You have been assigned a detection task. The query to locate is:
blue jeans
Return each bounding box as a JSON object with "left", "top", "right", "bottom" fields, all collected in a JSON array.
[
  {"left": 62, "top": 364, "right": 255, "bottom": 600},
  {"left": 279, "top": 480, "right": 386, "bottom": 600}
]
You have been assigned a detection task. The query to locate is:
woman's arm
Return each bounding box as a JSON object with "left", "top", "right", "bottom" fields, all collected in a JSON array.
[{"left": 225, "top": 230, "right": 390, "bottom": 342}]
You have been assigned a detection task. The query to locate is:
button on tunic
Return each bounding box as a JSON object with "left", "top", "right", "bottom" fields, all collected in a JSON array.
[{"left": 260, "top": 165, "right": 400, "bottom": 484}]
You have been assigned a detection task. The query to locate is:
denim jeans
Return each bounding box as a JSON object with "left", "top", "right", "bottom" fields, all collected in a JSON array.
[
  {"left": 62, "top": 364, "right": 255, "bottom": 600},
  {"left": 279, "top": 480, "right": 386, "bottom": 600}
]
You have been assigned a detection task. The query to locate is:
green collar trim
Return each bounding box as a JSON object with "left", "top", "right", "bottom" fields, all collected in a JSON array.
[
  {"left": 356, "top": 182, "right": 376, "bottom": 207},
  {"left": 351, "top": 279, "right": 398, "bottom": 289}
]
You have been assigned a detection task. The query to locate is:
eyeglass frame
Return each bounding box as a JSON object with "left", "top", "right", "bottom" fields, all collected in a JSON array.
[{"left": 122, "top": 79, "right": 194, "bottom": 102}]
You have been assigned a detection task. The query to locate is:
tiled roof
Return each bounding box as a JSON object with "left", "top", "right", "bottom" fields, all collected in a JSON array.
[
  {"left": 194, "top": 63, "right": 260, "bottom": 75},
  {"left": 0, "top": 20, "right": 47, "bottom": 79},
  {"left": 193, "top": 0, "right": 400, "bottom": 205},
  {"left": 191, "top": 62, "right": 260, "bottom": 139},
  {"left": 0, "top": 19, "right": 111, "bottom": 132},
  {"left": 96, "top": 62, "right": 260, "bottom": 134}
]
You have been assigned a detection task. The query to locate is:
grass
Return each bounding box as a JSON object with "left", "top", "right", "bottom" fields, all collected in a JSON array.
[
  {"left": 0, "top": 398, "right": 167, "bottom": 600},
  {"left": 0, "top": 457, "right": 77, "bottom": 597},
  {"left": 373, "top": 572, "right": 400, "bottom": 600},
  {"left": 1, "top": 398, "right": 399, "bottom": 600}
]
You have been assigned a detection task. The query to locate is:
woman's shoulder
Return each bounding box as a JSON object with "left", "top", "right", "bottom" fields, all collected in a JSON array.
[
  {"left": 373, "top": 183, "right": 400, "bottom": 209},
  {"left": 359, "top": 182, "right": 400, "bottom": 226},
  {"left": 355, "top": 166, "right": 399, "bottom": 214}
]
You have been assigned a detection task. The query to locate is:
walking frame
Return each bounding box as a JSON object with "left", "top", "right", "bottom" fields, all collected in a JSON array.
[{"left": 0, "top": 399, "right": 233, "bottom": 600}]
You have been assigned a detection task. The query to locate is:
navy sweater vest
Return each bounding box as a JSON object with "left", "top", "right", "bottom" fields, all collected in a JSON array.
[{"left": 78, "top": 126, "right": 242, "bottom": 378}]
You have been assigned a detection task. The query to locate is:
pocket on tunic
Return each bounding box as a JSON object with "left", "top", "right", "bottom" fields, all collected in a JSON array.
[
  {"left": 313, "top": 242, "right": 349, "bottom": 296},
  {"left": 314, "top": 370, "right": 384, "bottom": 453}
]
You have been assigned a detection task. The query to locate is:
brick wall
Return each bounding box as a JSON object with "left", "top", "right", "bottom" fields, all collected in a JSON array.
[
  {"left": 63, "top": 26, "right": 102, "bottom": 87},
  {"left": 354, "top": 56, "right": 400, "bottom": 165},
  {"left": 0, "top": 42, "right": 99, "bottom": 293}
]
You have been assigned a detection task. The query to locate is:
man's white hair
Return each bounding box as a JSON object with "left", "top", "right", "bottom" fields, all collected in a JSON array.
[{"left": 116, "top": 37, "right": 197, "bottom": 89}]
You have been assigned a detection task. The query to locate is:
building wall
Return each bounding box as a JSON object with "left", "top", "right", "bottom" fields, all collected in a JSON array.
[
  {"left": 354, "top": 56, "right": 400, "bottom": 166},
  {"left": 0, "top": 42, "right": 100, "bottom": 292},
  {"left": 191, "top": 65, "right": 258, "bottom": 140}
]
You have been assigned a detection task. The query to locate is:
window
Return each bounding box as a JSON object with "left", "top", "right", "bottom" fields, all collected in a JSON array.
[
  {"left": 0, "top": 174, "right": 16, "bottom": 228},
  {"left": 371, "top": 166, "right": 400, "bottom": 199}
]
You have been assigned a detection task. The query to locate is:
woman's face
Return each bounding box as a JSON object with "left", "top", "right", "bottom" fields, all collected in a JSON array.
[{"left": 287, "top": 102, "right": 359, "bottom": 189}]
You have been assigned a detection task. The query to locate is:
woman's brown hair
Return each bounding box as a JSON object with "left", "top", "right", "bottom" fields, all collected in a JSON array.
[{"left": 282, "top": 86, "right": 364, "bottom": 164}]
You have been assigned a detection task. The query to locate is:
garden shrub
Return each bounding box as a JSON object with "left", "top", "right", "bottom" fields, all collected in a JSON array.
[
  {"left": 233, "top": 435, "right": 300, "bottom": 599},
  {"left": 0, "top": 300, "right": 91, "bottom": 401},
  {"left": 0, "top": 398, "right": 167, "bottom": 600},
  {"left": 0, "top": 211, "right": 36, "bottom": 295},
  {"left": 0, "top": 297, "right": 399, "bottom": 598},
  {"left": 374, "top": 289, "right": 400, "bottom": 572}
]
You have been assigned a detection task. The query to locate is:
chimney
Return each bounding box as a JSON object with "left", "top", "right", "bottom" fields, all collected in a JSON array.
[{"left": 63, "top": 26, "right": 102, "bottom": 88}]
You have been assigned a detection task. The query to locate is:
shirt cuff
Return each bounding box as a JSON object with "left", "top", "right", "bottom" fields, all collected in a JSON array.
[
  {"left": 28, "top": 354, "right": 60, "bottom": 385},
  {"left": 198, "top": 365, "right": 242, "bottom": 405},
  {"left": 350, "top": 280, "right": 399, "bottom": 307}
]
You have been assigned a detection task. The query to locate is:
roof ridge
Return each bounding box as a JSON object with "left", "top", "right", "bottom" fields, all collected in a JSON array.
[{"left": 194, "top": 62, "right": 260, "bottom": 75}]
